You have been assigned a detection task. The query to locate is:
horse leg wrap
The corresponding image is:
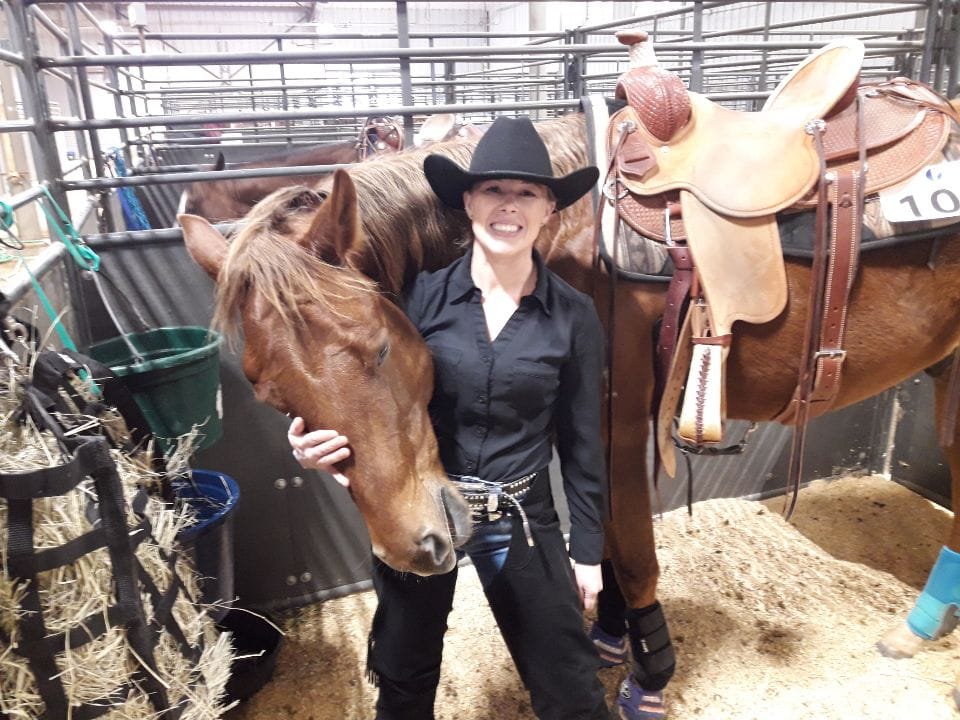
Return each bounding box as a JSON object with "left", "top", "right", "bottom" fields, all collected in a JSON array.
[
  {"left": 626, "top": 602, "right": 676, "bottom": 692},
  {"left": 908, "top": 545, "right": 960, "bottom": 640}
]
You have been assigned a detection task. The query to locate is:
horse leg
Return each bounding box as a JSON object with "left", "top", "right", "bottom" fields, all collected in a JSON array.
[
  {"left": 879, "top": 351, "right": 960, "bottom": 660},
  {"left": 594, "top": 285, "right": 676, "bottom": 717}
]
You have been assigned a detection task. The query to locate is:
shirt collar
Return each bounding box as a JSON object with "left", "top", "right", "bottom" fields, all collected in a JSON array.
[{"left": 449, "top": 245, "right": 551, "bottom": 316}]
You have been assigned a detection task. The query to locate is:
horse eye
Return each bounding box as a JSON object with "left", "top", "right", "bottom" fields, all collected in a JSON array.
[{"left": 377, "top": 343, "right": 390, "bottom": 367}]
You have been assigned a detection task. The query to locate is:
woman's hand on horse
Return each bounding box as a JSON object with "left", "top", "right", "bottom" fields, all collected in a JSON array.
[
  {"left": 572, "top": 562, "right": 602, "bottom": 611},
  {"left": 287, "top": 416, "right": 351, "bottom": 488}
]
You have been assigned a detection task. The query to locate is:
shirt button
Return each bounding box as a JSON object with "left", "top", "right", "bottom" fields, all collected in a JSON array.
[
  {"left": 474, "top": 426, "right": 485, "bottom": 436},
  {"left": 481, "top": 355, "right": 490, "bottom": 363},
  {"left": 477, "top": 393, "right": 487, "bottom": 403},
  {"left": 466, "top": 462, "right": 475, "bottom": 471}
]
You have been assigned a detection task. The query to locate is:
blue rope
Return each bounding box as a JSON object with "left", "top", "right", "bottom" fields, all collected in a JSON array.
[{"left": 111, "top": 150, "right": 151, "bottom": 231}]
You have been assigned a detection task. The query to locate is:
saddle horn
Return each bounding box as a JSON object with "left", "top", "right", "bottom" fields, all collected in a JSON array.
[{"left": 614, "top": 30, "right": 691, "bottom": 143}]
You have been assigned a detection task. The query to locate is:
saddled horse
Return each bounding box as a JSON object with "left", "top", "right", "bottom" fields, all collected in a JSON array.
[
  {"left": 414, "top": 112, "right": 484, "bottom": 147},
  {"left": 180, "top": 56, "right": 960, "bottom": 702}
]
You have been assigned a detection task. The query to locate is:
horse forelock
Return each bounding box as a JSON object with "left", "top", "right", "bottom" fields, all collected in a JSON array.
[{"left": 211, "top": 195, "right": 377, "bottom": 341}]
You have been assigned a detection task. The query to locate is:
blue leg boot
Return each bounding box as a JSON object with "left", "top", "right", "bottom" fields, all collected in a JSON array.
[
  {"left": 907, "top": 546, "right": 960, "bottom": 640},
  {"left": 617, "top": 674, "right": 666, "bottom": 720}
]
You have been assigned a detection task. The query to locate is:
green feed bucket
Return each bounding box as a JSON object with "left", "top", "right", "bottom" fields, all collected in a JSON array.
[{"left": 88, "top": 327, "right": 223, "bottom": 454}]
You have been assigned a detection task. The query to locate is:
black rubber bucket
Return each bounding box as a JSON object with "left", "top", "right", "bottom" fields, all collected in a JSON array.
[
  {"left": 174, "top": 469, "right": 239, "bottom": 621},
  {"left": 216, "top": 609, "right": 283, "bottom": 704}
]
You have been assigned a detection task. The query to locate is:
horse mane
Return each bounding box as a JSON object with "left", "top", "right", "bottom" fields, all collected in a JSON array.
[
  {"left": 340, "top": 112, "right": 591, "bottom": 289},
  {"left": 211, "top": 185, "right": 377, "bottom": 340}
]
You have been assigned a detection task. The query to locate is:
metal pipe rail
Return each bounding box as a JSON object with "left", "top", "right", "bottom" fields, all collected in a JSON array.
[
  {"left": 575, "top": 0, "right": 932, "bottom": 35},
  {"left": 50, "top": 98, "right": 582, "bottom": 132},
  {"left": 0, "top": 47, "right": 26, "bottom": 67},
  {"left": 35, "top": 39, "right": 926, "bottom": 69},
  {"left": 111, "top": 31, "right": 569, "bottom": 41},
  {"left": 4, "top": 183, "right": 50, "bottom": 213},
  {"left": 62, "top": 163, "right": 355, "bottom": 190},
  {"left": 0, "top": 120, "right": 40, "bottom": 133},
  {"left": 138, "top": 76, "right": 563, "bottom": 96}
]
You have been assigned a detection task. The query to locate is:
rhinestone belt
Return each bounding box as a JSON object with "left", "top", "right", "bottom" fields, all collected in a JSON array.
[{"left": 448, "top": 470, "right": 539, "bottom": 547}]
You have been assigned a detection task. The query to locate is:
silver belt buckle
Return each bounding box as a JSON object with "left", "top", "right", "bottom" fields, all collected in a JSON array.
[{"left": 486, "top": 492, "right": 501, "bottom": 521}]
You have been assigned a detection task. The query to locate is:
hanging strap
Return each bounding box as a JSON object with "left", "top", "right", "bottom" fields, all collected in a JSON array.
[
  {"left": 37, "top": 187, "right": 99, "bottom": 271},
  {"left": 31, "top": 348, "right": 159, "bottom": 459}
]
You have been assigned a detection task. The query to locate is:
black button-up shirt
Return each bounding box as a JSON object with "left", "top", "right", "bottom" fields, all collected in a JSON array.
[{"left": 403, "top": 246, "right": 607, "bottom": 564}]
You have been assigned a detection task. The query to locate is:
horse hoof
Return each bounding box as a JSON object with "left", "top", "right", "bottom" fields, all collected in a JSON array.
[{"left": 876, "top": 622, "right": 925, "bottom": 658}]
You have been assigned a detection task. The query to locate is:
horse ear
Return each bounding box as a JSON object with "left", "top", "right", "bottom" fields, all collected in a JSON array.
[
  {"left": 213, "top": 153, "right": 226, "bottom": 171},
  {"left": 306, "top": 169, "right": 362, "bottom": 266},
  {"left": 179, "top": 213, "right": 228, "bottom": 280}
]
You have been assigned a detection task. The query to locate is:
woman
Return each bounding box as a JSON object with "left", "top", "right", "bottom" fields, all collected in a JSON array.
[{"left": 289, "top": 115, "right": 612, "bottom": 719}]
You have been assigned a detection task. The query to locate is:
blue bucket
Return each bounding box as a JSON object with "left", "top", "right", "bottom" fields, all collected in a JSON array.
[{"left": 174, "top": 470, "right": 239, "bottom": 621}]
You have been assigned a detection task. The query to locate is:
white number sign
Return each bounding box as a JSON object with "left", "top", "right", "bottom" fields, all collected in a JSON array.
[{"left": 878, "top": 159, "right": 960, "bottom": 223}]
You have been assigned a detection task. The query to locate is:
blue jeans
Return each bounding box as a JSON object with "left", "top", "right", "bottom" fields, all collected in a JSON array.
[{"left": 460, "top": 513, "right": 514, "bottom": 589}]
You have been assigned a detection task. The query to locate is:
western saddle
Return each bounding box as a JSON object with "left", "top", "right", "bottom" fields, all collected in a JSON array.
[
  {"left": 596, "top": 31, "right": 959, "bottom": 491},
  {"left": 358, "top": 115, "right": 405, "bottom": 160}
]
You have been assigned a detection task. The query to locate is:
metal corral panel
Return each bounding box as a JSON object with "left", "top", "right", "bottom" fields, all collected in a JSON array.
[{"left": 2, "top": 255, "right": 78, "bottom": 344}]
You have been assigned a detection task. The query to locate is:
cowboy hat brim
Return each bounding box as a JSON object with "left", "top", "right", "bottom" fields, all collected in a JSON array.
[{"left": 424, "top": 154, "right": 599, "bottom": 212}]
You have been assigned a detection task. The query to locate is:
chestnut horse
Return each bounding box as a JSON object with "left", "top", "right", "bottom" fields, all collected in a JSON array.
[
  {"left": 181, "top": 111, "right": 960, "bottom": 693},
  {"left": 179, "top": 181, "right": 472, "bottom": 576}
]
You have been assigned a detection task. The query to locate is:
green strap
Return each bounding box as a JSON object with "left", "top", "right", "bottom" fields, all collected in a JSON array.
[
  {"left": 0, "top": 191, "right": 81, "bottom": 351},
  {"left": 24, "top": 260, "right": 77, "bottom": 351},
  {"left": 38, "top": 188, "right": 100, "bottom": 272},
  {"left": 0, "top": 200, "right": 14, "bottom": 231}
]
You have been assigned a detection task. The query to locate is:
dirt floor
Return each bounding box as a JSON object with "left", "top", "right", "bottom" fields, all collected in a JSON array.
[{"left": 224, "top": 474, "right": 959, "bottom": 720}]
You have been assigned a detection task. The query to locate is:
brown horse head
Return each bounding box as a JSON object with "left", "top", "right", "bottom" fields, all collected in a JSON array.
[
  {"left": 179, "top": 169, "right": 471, "bottom": 575},
  {"left": 179, "top": 140, "right": 361, "bottom": 224},
  {"left": 178, "top": 153, "right": 256, "bottom": 223}
]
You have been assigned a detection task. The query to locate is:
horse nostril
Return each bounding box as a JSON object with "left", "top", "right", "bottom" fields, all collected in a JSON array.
[
  {"left": 417, "top": 532, "right": 448, "bottom": 566},
  {"left": 441, "top": 484, "right": 473, "bottom": 547}
]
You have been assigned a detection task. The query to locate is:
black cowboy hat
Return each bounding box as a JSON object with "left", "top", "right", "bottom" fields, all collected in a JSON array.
[{"left": 423, "top": 115, "right": 599, "bottom": 211}]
